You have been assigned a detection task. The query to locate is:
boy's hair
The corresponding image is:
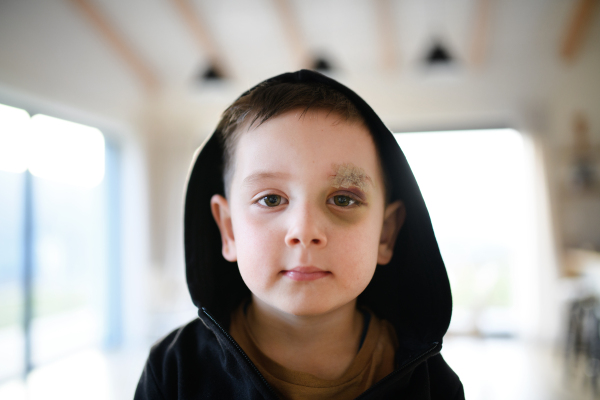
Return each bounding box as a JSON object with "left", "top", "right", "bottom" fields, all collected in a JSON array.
[{"left": 216, "top": 81, "right": 366, "bottom": 198}]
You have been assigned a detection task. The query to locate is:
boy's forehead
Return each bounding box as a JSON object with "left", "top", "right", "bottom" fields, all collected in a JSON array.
[
  {"left": 234, "top": 108, "right": 383, "bottom": 191},
  {"left": 241, "top": 163, "right": 374, "bottom": 191}
]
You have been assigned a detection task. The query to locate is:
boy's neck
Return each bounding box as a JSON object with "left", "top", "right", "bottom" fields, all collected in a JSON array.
[{"left": 246, "top": 295, "right": 364, "bottom": 380}]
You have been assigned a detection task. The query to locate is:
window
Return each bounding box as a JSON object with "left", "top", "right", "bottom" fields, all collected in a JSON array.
[
  {"left": 395, "top": 129, "right": 530, "bottom": 336},
  {"left": 0, "top": 103, "right": 117, "bottom": 380}
]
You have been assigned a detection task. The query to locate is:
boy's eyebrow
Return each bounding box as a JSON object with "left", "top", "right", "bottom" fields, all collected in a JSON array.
[
  {"left": 330, "top": 163, "right": 373, "bottom": 192},
  {"left": 242, "top": 171, "right": 290, "bottom": 186}
]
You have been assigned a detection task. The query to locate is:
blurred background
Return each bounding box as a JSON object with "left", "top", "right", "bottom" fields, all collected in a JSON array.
[{"left": 0, "top": 0, "right": 599, "bottom": 398}]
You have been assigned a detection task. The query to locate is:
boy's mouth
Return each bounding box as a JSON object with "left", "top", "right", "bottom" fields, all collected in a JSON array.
[{"left": 282, "top": 266, "right": 331, "bottom": 281}]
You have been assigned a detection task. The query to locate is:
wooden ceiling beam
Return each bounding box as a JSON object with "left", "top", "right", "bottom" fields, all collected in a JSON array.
[
  {"left": 68, "top": 0, "right": 159, "bottom": 90},
  {"left": 469, "top": 0, "right": 492, "bottom": 68},
  {"left": 375, "top": 0, "right": 399, "bottom": 71},
  {"left": 561, "top": 0, "right": 600, "bottom": 62},
  {"left": 272, "top": 0, "right": 310, "bottom": 69},
  {"left": 169, "top": 0, "right": 229, "bottom": 77}
]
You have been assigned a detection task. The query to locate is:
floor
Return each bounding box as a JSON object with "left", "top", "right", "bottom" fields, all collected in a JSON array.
[
  {"left": 442, "top": 336, "right": 592, "bottom": 400},
  {"left": 0, "top": 336, "right": 595, "bottom": 399},
  {"left": 0, "top": 347, "right": 148, "bottom": 400}
]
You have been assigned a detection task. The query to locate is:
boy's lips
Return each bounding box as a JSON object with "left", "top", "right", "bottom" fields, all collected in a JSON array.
[{"left": 282, "top": 266, "right": 331, "bottom": 281}]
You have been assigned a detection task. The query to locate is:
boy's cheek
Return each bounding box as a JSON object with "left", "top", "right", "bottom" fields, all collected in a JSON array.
[{"left": 232, "top": 213, "right": 282, "bottom": 245}]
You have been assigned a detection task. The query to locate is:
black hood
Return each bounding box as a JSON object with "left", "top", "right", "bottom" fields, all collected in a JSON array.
[{"left": 184, "top": 70, "right": 452, "bottom": 353}]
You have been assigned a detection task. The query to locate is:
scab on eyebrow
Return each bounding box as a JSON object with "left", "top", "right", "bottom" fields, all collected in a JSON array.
[{"left": 330, "top": 163, "right": 372, "bottom": 192}]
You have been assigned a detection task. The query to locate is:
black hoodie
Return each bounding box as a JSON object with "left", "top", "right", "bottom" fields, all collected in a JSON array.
[{"left": 134, "top": 70, "right": 464, "bottom": 399}]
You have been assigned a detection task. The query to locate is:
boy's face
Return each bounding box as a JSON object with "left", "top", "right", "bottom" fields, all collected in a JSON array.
[{"left": 211, "top": 109, "right": 403, "bottom": 317}]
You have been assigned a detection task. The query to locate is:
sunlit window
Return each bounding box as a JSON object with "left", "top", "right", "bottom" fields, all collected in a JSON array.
[
  {"left": 395, "top": 129, "right": 529, "bottom": 336},
  {"left": 0, "top": 104, "right": 30, "bottom": 173},
  {"left": 28, "top": 115, "right": 105, "bottom": 188},
  {"left": 0, "top": 108, "right": 105, "bottom": 187},
  {"left": 0, "top": 103, "right": 114, "bottom": 382}
]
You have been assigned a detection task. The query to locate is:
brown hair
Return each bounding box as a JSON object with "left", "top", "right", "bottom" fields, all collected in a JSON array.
[{"left": 216, "top": 81, "right": 367, "bottom": 198}]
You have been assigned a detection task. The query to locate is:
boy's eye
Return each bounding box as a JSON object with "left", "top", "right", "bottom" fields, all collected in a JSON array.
[
  {"left": 258, "top": 194, "right": 282, "bottom": 207},
  {"left": 331, "top": 195, "right": 356, "bottom": 207}
]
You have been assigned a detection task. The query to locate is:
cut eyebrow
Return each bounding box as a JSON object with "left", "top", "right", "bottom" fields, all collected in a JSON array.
[
  {"left": 330, "top": 163, "right": 373, "bottom": 192},
  {"left": 242, "top": 171, "right": 291, "bottom": 187}
]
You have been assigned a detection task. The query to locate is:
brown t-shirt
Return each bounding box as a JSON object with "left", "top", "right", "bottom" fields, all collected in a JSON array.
[{"left": 229, "top": 304, "right": 398, "bottom": 400}]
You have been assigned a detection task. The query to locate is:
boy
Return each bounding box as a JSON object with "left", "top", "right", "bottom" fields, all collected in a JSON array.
[{"left": 135, "top": 70, "right": 464, "bottom": 399}]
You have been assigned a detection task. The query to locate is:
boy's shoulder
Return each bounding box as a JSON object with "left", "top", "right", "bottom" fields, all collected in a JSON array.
[
  {"left": 135, "top": 317, "right": 277, "bottom": 400},
  {"left": 135, "top": 319, "right": 216, "bottom": 399},
  {"left": 427, "top": 354, "right": 465, "bottom": 400},
  {"left": 148, "top": 317, "right": 213, "bottom": 359}
]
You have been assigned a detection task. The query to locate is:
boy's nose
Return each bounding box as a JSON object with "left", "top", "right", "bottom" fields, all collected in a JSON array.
[{"left": 284, "top": 205, "right": 327, "bottom": 249}]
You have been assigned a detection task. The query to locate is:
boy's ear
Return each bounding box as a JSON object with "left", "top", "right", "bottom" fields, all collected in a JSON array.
[
  {"left": 377, "top": 200, "right": 406, "bottom": 265},
  {"left": 210, "top": 194, "right": 237, "bottom": 262}
]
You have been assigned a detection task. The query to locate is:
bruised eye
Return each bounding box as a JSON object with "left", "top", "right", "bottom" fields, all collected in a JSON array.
[
  {"left": 332, "top": 195, "right": 356, "bottom": 207},
  {"left": 258, "top": 194, "right": 282, "bottom": 207}
]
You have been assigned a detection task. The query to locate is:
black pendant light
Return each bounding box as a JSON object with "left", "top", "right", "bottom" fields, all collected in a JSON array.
[
  {"left": 200, "top": 62, "right": 224, "bottom": 81},
  {"left": 425, "top": 40, "right": 454, "bottom": 65},
  {"left": 312, "top": 56, "right": 332, "bottom": 72}
]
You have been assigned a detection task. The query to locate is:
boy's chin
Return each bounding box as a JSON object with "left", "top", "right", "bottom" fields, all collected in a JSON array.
[
  {"left": 258, "top": 295, "right": 356, "bottom": 318},
  {"left": 281, "top": 305, "right": 331, "bottom": 317}
]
